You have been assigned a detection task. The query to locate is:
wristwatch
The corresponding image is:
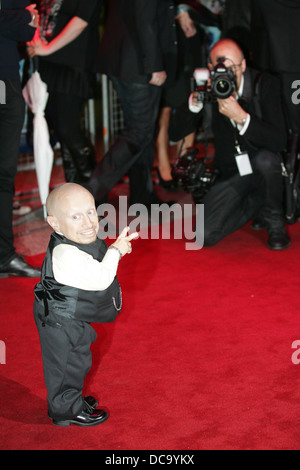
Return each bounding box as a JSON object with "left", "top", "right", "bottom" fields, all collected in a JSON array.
[{"left": 108, "top": 245, "right": 122, "bottom": 259}]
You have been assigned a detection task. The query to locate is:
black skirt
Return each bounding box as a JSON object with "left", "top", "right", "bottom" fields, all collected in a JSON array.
[{"left": 39, "top": 60, "right": 96, "bottom": 99}]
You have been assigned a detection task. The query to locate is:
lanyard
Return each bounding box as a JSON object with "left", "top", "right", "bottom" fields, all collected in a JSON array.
[{"left": 233, "top": 123, "right": 242, "bottom": 155}]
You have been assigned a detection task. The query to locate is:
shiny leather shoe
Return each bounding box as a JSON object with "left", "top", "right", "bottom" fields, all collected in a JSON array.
[
  {"left": 52, "top": 408, "right": 109, "bottom": 427},
  {"left": 0, "top": 254, "right": 41, "bottom": 278},
  {"left": 268, "top": 231, "right": 291, "bottom": 250}
]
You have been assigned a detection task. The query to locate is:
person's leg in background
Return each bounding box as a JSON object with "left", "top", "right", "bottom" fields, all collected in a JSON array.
[
  {"left": 88, "top": 77, "right": 165, "bottom": 206},
  {"left": 0, "top": 80, "right": 40, "bottom": 277},
  {"left": 48, "top": 92, "right": 96, "bottom": 183}
]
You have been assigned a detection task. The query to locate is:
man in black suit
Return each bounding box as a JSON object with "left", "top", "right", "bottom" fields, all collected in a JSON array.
[
  {"left": 0, "top": 0, "right": 41, "bottom": 277},
  {"left": 87, "top": 0, "right": 178, "bottom": 207},
  {"left": 189, "top": 39, "right": 289, "bottom": 250}
]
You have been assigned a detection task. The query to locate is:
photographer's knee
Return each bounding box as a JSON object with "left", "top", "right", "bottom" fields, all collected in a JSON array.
[{"left": 253, "top": 150, "right": 280, "bottom": 173}]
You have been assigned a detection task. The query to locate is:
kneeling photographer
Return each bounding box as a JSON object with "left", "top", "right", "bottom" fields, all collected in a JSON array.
[{"left": 171, "top": 38, "right": 290, "bottom": 250}]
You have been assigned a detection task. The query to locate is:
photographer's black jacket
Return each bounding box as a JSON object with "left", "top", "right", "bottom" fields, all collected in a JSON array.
[
  {"left": 212, "top": 67, "right": 287, "bottom": 178},
  {"left": 34, "top": 232, "right": 122, "bottom": 324}
]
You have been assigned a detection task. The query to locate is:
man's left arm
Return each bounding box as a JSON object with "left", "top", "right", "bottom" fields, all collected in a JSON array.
[
  {"left": 241, "top": 73, "right": 287, "bottom": 153},
  {"left": 134, "top": 0, "right": 163, "bottom": 74},
  {"left": 0, "top": 3, "right": 38, "bottom": 42}
]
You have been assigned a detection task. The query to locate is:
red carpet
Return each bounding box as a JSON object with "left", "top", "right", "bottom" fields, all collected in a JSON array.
[{"left": 1, "top": 222, "right": 300, "bottom": 450}]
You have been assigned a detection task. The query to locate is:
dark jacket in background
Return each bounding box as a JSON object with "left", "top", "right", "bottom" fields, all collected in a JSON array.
[
  {"left": 95, "top": 0, "right": 178, "bottom": 88},
  {"left": 251, "top": 0, "right": 300, "bottom": 74},
  {"left": 250, "top": 0, "right": 300, "bottom": 131},
  {"left": 0, "top": 0, "right": 35, "bottom": 79}
]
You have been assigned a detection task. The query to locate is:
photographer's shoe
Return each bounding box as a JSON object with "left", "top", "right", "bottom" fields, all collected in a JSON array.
[
  {"left": 251, "top": 217, "right": 266, "bottom": 230},
  {"left": 268, "top": 230, "right": 291, "bottom": 250},
  {"left": 52, "top": 408, "right": 109, "bottom": 427}
]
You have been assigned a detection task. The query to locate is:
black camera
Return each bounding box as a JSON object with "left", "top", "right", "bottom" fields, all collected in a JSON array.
[
  {"left": 193, "top": 57, "right": 237, "bottom": 102},
  {"left": 171, "top": 147, "right": 219, "bottom": 202}
]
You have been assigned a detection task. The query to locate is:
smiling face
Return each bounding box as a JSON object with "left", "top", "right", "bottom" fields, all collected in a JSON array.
[{"left": 46, "top": 184, "right": 99, "bottom": 245}]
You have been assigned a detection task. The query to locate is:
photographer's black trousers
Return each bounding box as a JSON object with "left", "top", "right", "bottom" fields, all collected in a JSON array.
[{"left": 200, "top": 150, "right": 284, "bottom": 246}]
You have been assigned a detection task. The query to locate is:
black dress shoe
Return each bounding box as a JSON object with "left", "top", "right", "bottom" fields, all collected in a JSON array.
[
  {"left": 268, "top": 231, "right": 291, "bottom": 250},
  {"left": 52, "top": 408, "right": 109, "bottom": 427},
  {"left": 251, "top": 217, "right": 266, "bottom": 230},
  {"left": 0, "top": 254, "right": 41, "bottom": 278}
]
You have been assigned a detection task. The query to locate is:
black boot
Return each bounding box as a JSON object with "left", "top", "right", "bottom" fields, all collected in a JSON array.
[
  {"left": 265, "top": 212, "right": 291, "bottom": 250},
  {"left": 60, "top": 144, "right": 80, "bottom": 183},
  {"left": 69, "top": 145, "right": 96, "bottom": 182}
]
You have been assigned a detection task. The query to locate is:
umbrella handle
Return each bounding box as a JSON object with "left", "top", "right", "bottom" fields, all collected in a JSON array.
[
  {"left": 43, "top": 205, "right": 47, "bottom": 222},
  {"left": 32, "top": 56, "right": 39, "bottom": 72}
]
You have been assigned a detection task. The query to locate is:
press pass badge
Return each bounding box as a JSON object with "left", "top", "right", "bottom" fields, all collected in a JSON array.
[{"left": 234, "top": 144, "right": 253, "bottom": 176}]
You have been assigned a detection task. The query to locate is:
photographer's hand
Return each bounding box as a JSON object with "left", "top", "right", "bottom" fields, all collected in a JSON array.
[
  {"left": 189, "top": 92, "right": 203, "bottom": 113},
  {"left": 217, "top": 96, "right": 248, "bottom": 125}
]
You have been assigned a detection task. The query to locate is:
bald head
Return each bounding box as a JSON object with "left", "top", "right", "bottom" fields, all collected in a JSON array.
[
  {"left": 46, "top": 183, "right": 91, "bottom": 216},
  {"left": 209, "top": 39, "right": 246, "bottom": 91},
  {"left": 210, "top": 39, "right": 244, "bottom": 65},
  {"left": 46, "top": 183, "right": 99, "bottom": 244}
]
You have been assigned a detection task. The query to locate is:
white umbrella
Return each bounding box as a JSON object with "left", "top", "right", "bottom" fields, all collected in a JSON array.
[{"left": 22, "top": 70, "right": 54, "bottom": 220}]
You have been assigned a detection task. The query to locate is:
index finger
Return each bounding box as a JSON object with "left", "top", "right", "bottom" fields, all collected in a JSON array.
[
  {"left": 118, "top": 226, "right": 130, "bottom": 238},
  {"left": 126, "top": 232, "right": 139, "bottom": 241}
]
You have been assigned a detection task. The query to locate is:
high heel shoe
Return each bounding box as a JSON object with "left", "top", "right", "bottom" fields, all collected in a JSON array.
[{"left": 156, "top": 167, "right": 177, "bottom": 191}]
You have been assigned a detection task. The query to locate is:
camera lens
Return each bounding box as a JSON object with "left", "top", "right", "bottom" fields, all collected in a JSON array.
[
  {"left": 216, "top": 79, "right": 229, "bottom": 93},
  {"left": 215, "top": 78, "right": 232, "bottom": 98}
]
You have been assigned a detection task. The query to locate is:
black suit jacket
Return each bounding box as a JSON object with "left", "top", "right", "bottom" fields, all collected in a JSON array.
[
  {"left": 0, "top": 0, "right": 35, "bottom": 79},
  {"left": 212, "top": 68, "right": 287, "bottom": 177},
  {"left": 251, "top": 0, "right": 300, "bottom": 74},
  {"left": 95, "top": 0, "right": 178, "bottom": 87}
]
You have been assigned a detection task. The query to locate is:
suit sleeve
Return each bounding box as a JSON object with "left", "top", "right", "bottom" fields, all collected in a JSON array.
[
  {"left": 134, "top": 0, "right": 164, "bottom": 74},
  {"left": 75, "top": 0, "right": 101, "bottom": 23},
  {"left": 244, "top": 73, "right": 287, "bottom": 153},
  {"left": 0, "top": 9, "right": 35, "bottom": 42}
]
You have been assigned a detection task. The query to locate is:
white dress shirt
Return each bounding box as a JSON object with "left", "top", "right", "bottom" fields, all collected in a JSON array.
[{"left": 52, "top": 243, "right": 120, "bottom": 291}]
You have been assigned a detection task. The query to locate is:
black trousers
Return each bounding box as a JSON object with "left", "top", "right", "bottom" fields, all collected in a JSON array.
[
  {"left": 46, "top": 92, "right": 87, "bottom": 149},
  {"left": 200, "top": 150, "right": 284, "bottom": 246},
  {"left": 88, "top": 76, "right": 162, "bottom": 206},
  {"left": 34, "top": 302, "right": 97, "bottom": 420},
  {"left": 0, "top": 80, "right": 25, "bottom": 265}
]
